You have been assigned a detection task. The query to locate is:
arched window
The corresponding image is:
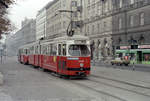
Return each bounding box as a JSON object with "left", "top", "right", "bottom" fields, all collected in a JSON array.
[
  {"left": 130, "top": 0, "right": 135, "bottom": 4},
  {"left": 119, "top": 18, "right": 122, "bottom": 30},
  {"left": 130, "top": 15, "right": 134, "bottom": 27},
  {"left": 119, "top": 0, "right": 123, "bottom": 8},
  {"left": 140, "top": 13, "right": 145, "bottom": 26}
]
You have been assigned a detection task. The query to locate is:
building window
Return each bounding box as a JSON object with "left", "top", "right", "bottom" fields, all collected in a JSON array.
[
  {"left": 97, "top": 23, "right": 100, "bottom": 33},
  {"left": 71, "top": 1, "right": 77, "bottom": 7},
  {"left": 119, "top": 0, "right": 123, "bottom": 8},
  {"left": 104, "top": 21, "right": 107, "bottom": 31},
  {"left": 88, "top": 0, "right": 90, "bottom": 5},
  {"left": 140, "top": 13, "right": 144, "bottom": 26},
  {"left": 87, "top": 25, "right": 89, "bottom": 35},
  {"left": 119, "top": 18, "right": 122, "bottom": 30},
  {"left": 63, "top": 21, "right": 66, "bottom": 28},
  {"left": 130, "top": 15, "right": 134, "bottom": 27},
  {"left": 73, "top": 11, "right": 78, "bottom": 17},
  {"left": 92, "top": 25, "right": 95, "bottom": 34},
  {"left": 130, "top": 0, "right": 134, "bottom": 4},
  {"left": 103, "top": 1, "right": 108, "bottom": 13}
]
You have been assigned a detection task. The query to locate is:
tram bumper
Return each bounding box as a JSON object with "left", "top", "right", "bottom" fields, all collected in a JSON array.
[
  {"left": 67, "top": 67, "right": 90, "bottom": 76},
  {"left": 76, "top": 71, "right": 86, "bottom": 77}
]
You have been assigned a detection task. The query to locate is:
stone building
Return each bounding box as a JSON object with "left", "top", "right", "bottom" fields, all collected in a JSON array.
[
  {"left": 5, "top": 31, "right": 24, "bottom": 56},
  {"left": 112, "top": 0, "right": 150, "bottom": 63},
  {"left": 21, "top": 18, "right": 36, "bottom": 44},
  {"left": 5, "top": 18, "right": 36, "bottom": 56},
  {"left": 33, "top": 0, "right": 150, "bottom": 63},
  {"left": 45, "top": 0, "right": 83, "bottom": 39},
  {"left": 36, "top": 8, "right": 46, "bottom": 40},
  {"left": 83, "top": 0, "right": 113, "bottom": 61},
  {"left": 82, "top": 0, "right": 150, "bottom": 63}
]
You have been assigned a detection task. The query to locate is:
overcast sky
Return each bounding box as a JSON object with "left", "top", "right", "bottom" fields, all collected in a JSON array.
[{"left": 9, "top": 0, "right": 53, "bottom": 29}]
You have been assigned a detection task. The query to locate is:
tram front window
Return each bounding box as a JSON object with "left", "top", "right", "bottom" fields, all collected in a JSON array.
[{"left": 69, "top": 45, "right": 90, "bottom": 56}]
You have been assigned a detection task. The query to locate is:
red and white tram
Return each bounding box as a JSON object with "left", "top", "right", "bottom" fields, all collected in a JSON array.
[{"left": 18, "top": 35, "right": 91, "bottom": 77}]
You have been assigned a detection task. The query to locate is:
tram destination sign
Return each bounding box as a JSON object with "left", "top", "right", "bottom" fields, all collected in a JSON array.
[{"left": 74, "top": 40, "right": 86, "bottom": 44}]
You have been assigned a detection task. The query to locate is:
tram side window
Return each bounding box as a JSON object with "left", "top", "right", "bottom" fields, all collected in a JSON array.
[
  {"left": 31, "top": 46, "right": 34, "bottom": 54},
  {"left": 23, "top": 49, "right": 26, "bottom": 55},
  {"left": 21, "top": 49, "right": 23, "bottom": 54},
  {"left": 35, "top": 46, "right": 38, "bottom": 54},
  {"left": 25, "top": 49, "right": 27, "bottom": 55},
  {"left": 50, "top": 44, "right": 57, "bottom": 56},
  {"left": 53, "top": 44, "right": 57, "bottom": 56},
  {"left": 62, "top": 44, "right": 66, "bottom": 56},
  {"left": 46, "top": 45, "right": 50, "bottom": 55},
  {"left": 30, "top": 47, "right": 33, "bottom": 54},
  {"left": 42, "top": 45, "right": 47, "bottom": 55},
  {"left": 47, "top": 45, "right": 50, "bottom": 55},
  {"left": 27, "top": 49, "right": 30, "bottom": 55},
  {"left": 50, "top": 44, "right": 52, "bottom": 55},
  {"left": 58, "top": 44, "right": 61, "bottom": 55}
]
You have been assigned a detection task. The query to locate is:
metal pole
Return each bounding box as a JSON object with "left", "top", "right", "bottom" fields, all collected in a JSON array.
[
  {"left": 80, "top": 0, "right": 83, "bottom": 33},
  {"left": 70, "top": 0, "right": 73, "bottom": 34}
]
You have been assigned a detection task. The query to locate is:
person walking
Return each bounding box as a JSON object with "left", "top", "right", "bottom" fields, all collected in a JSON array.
[
  {"left": 0, "top": 56, "right": 2, "bottom": 63},
  {"left": 132, "top": 55, "right": 136, "bottom": 71}
]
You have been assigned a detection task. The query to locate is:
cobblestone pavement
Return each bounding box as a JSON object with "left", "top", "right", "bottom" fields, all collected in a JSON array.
[{"left": 0, "top": 57, "right": 150, "bottom": 101}]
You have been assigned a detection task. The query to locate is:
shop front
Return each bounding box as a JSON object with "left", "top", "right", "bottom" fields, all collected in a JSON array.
[{"left": 115, "top": 45, "right": 150, "bottom": 64}]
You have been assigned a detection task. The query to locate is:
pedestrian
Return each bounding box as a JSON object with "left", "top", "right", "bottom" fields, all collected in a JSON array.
[
  {"left": 132, "top": 55, "right": 136, "bottom": 71},
  {"left": 0, "top": 55, "right": 2, "bottom": 63}
]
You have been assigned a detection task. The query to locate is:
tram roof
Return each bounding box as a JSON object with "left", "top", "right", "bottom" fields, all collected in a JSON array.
[{"left": 19, "top": 35, "right": 90, "bottom": 49}]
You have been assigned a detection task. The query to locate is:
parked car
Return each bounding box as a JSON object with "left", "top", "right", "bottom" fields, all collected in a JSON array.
[{"left": 111, "top": 58, "right": 130, "bottom": 66}]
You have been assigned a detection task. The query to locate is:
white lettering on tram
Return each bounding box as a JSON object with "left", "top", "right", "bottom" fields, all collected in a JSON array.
[{"left": 67, "top": 57, "right": 79, "bottom": 60}]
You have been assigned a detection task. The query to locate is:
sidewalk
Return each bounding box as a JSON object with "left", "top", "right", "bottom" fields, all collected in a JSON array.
[
  {"left": 92, "top": 65, "right": 150, "bottom": 88},
  {"left": 91, "top": 60, "right": 150, "bottom": 68},
  {"left": 135, "top": 64, "right": 150, "bottom": 68}
]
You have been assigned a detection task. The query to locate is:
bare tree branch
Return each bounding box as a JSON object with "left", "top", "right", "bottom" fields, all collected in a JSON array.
[{"left": 0, "top": 0, "right": 15, "bottom": 39}]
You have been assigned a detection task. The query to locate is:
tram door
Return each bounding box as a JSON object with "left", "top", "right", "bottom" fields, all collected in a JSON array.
[
  {"left": 137, "top": 51, "right": 142, "bottom": 63},
  {"left": 58, "top": 44, "right": 67, "bottom": 74}
]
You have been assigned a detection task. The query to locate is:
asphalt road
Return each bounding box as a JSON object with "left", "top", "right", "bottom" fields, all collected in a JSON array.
[
  {"left": 0, "top": 57, "right": 97, "bottom": 101},
  {"left": 0, "top": 57, "right": 150, "bottom": 101}
]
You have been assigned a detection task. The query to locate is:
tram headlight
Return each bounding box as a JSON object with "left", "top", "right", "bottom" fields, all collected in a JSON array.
[{"left": 80, "top": 63, "right": 84, "bottom": 67}]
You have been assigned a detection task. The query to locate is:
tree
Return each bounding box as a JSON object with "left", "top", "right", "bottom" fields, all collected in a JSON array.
[{"left": 0, "top": 0, "right": 15, "bottom": 39}]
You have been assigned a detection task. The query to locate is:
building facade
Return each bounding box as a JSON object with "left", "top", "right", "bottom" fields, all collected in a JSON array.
[
  {"left": 6, "top": 18, "right": 36, "bottom": 56},
  {"left": 83, "top": 0, "right": 113, "bottom": 61},
  {"left": 21, "top": 18, "right": 36, "bottom": 44},
  {"left": 112, "top": 0, "right": 150, "bottom": 64},
  {"left": 36, "top": 8, "right": 46, "bottom": 40},
  {"left": 81, "top": 0, "right": 150, "bottom": 64},
  {"left": 45, "top": 0, "right": 83, "bottom": 39},
  {"left": 5, "top": 30, "right": 24, "bottom": 56}
]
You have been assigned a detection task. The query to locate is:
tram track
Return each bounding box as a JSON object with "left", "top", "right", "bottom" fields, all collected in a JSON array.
[
  {"left": 43, "top": 71, "right": 127, "bottom": 101},
  {"left": 70, "top": 80, "right": 127, "bottom": 101},
  {"left": 91, "top": 74, "right": 150, "bottom": 90},
  {"left": 69, "top": 78, "right": 150, "bottom": 101},
  {"left": 87, "top": 77, "right": 150, "bottom": 97},
  {"left": 30, "top": 66, "right": 150, "bottom": 101}
]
